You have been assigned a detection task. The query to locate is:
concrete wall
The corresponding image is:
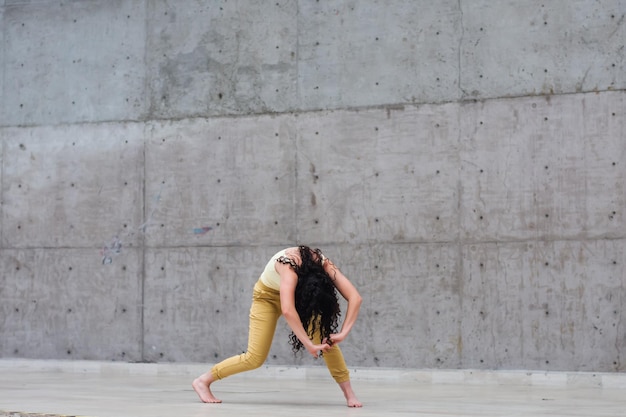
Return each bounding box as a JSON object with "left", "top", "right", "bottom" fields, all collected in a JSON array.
[{"left": 0, "top": 0, "right": 624, "bottom": 372}]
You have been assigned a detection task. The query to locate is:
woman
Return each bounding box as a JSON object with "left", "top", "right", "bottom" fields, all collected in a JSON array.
[{"left": 192, "top": 246, "right": 363, "bottom": 407}]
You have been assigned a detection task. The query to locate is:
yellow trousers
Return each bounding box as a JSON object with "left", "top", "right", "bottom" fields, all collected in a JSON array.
[{"left": 211, "top": 280, "right": 350, "bottom": 384}]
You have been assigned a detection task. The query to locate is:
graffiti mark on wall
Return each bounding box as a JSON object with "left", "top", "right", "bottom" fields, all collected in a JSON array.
[
  {"left": 193, "top": 226, "right": 213, "bottom": 235},
  {"left": 101, "top": 236, "right": 122, "bottom": 265}
]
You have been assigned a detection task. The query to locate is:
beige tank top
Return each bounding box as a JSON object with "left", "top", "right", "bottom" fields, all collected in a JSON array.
[{"left": 259, "top": 249, "right": 290, "bottom": 291}]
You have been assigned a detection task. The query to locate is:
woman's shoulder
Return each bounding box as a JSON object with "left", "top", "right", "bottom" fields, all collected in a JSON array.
[{"left": 278, "top": 247, "right": 301, "bottom": 268}]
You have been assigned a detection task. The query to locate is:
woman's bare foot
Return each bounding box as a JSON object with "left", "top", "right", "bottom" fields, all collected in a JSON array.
[
  {"left": 338, "top": 380, "right": 362, "bottom": 407},
  {"left": 192, "top": 372, "right": 222, "bottom": 403}
]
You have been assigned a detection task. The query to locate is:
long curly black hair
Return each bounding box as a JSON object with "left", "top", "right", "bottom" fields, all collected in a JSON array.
[{"left": 288, "top": 246, "right": 341, "bottom": 353}]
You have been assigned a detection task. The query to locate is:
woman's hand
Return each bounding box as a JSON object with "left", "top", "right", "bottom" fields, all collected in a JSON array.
[
  {"left": 327, "top": 332, "right": 347, "bottom": 345},
  {"left": 307, "top": 342, "right": 332, "bottom": 358}
]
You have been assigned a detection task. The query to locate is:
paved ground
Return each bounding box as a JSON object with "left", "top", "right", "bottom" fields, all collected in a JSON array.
[{"left": 0, "top": 360, "right": 624, "bottom": 417}]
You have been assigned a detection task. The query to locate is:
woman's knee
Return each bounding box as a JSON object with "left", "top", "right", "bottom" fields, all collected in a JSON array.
[{"left": 244, "top": 351, "right": 267, "bottom": 369}]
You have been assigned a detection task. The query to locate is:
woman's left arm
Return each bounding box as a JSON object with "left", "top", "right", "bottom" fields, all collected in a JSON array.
[{"left": 324, "top": 258, "right": 362, "bottom": 344}]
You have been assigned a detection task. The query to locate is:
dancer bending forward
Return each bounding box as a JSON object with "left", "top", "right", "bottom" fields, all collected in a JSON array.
[{"left": 192, "top": 246, "right": 363, "bottom": 407}]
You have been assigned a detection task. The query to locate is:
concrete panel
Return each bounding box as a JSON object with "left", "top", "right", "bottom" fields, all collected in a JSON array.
[
  {"left": 460, "top": 0, "right": 626, "bottom": 99},
  {"left": 144, "top": 116, "right": 297, "bottom": 247},
  {"left": 459, "top": 91, "right": 625, "bottom": 242},
  {"left": 1, "top": 0, "right": 147, "bottom": 126},
  {"left": 297, "top": 0, "right": 461, "bottom": 110},
  {"left": 296, "top": 104, "right": 460, "bottom": 244},
  {"left": 0, "top": 248, "right": 143, "bottom": 360},
  {"left": 328, "top": 243, "right": 462, "bottom": 369},
  {"left": 461, "top": 239, "right": 626, "bottom": 372},
  {"left": 145, "top": 0, "right": 298, "bottom": 119},
  {"left": 142, "top": 245, "right": 310, "bottom": 365},
  {"left": 1, "top": 123, "right": 145, "bottom": 249},
  {"left": 143, "top": 246, "right": 256, "bottom": 363}
]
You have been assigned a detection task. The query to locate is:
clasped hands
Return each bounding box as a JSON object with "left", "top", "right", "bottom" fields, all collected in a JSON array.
[{"left": 307, "top": 332, "right": 346, "bottom": 358}]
